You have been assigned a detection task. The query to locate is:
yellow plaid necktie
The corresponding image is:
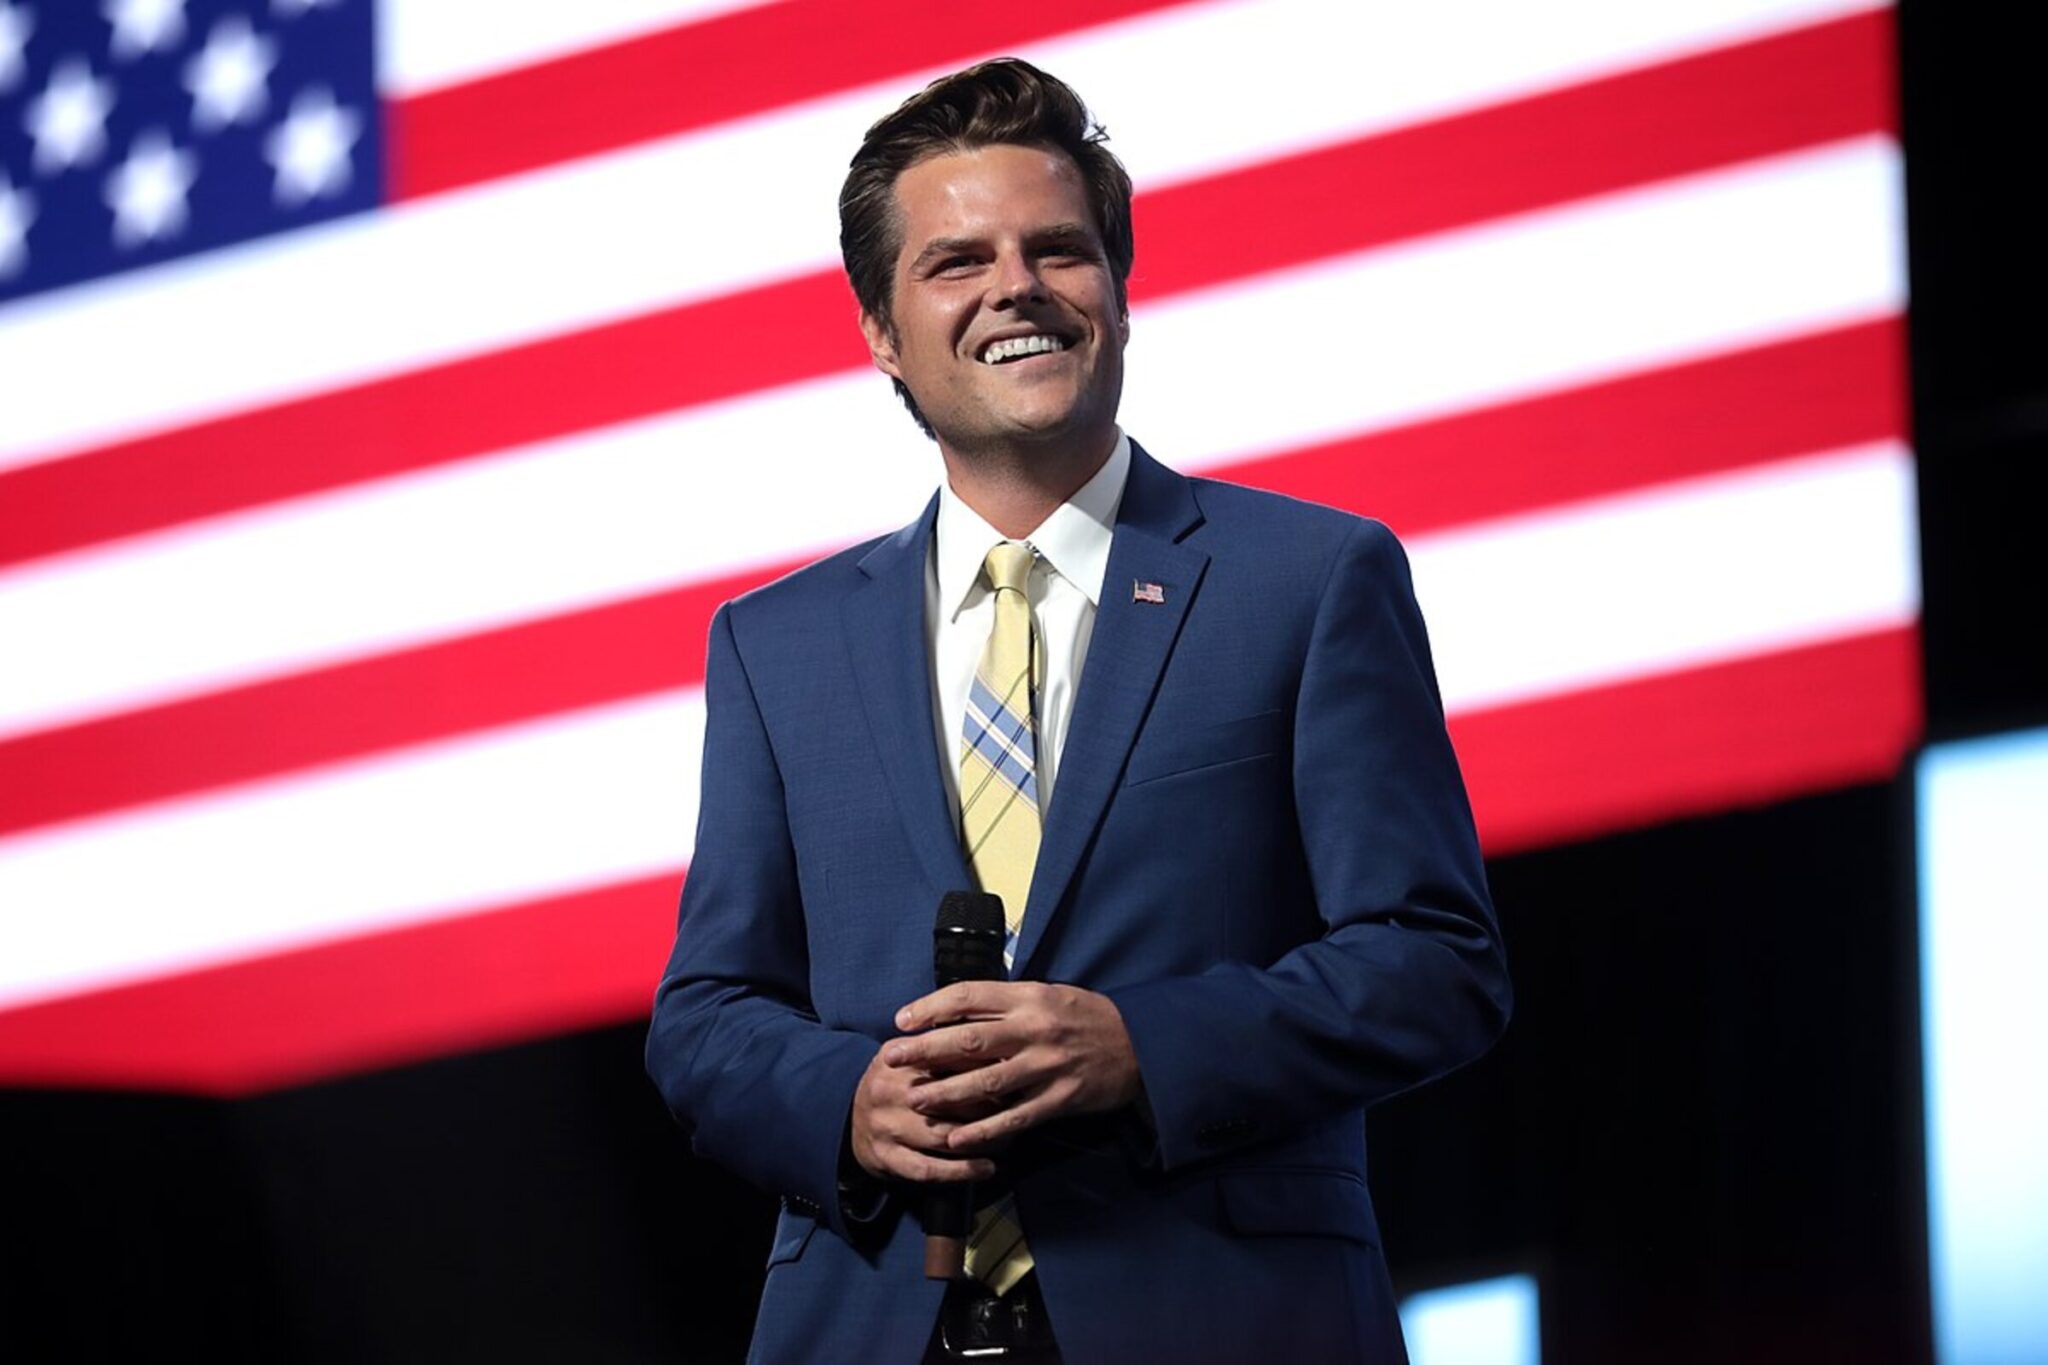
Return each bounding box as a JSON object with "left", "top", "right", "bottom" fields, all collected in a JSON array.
[{"left": 957, "top": 541, "right": 1038, "bottom": 1296}]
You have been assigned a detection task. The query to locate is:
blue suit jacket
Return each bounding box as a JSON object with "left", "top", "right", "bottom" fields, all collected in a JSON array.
[{"left": 647, "top": 445, "right": 1510, "bottom": 1364}]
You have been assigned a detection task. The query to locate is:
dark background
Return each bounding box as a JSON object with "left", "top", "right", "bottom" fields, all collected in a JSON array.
[{"left": 4, "top": 2, "right": 2041, "bottom": 1359}]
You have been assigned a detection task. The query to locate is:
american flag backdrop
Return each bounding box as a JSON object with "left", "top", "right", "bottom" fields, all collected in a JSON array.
[{"left": 0, "top": 0, "right": 1917, "bottom": 1095}]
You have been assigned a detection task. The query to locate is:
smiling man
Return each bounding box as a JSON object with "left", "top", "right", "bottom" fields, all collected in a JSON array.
[
  {"left": 646, "top": 61, "right": 1511, "bottom": 1365},
  {"left": 857, "top": 138, "right": 1125, "bottom": 507}
]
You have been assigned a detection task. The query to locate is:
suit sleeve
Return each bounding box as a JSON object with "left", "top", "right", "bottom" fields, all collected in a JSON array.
[
  {"left": 1106, "top": 520, "right": 1512, "bottom": 1171},
  {"left": 644, "top": 604, "right": 879, "bottom": 1241}
]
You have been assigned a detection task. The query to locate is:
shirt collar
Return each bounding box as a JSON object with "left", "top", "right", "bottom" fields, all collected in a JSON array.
[{"left": 934, "top": 431, "right": 1132, "bottom": 622}]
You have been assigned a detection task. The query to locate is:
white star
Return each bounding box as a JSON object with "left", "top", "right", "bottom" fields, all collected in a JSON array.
[
  {"left": 104, "top": 128, "right": 196, "bottom": 246},
  {"left": 270, "top": 0, "right": 338, "bottom": 16},
  {"left": 183, "top": 15, "right": 275, "bottom": 131},
  {"left": 104, "top": 0, "right": 185, "bottom": 61},
  {"left": 0, "top": 3, "right": 33, "bottom": 93},
  {"left": 24, "top": 57, "right": 115, "bottom": 174},
  {"left": 264, "top": 86, "right": 359, "bottom": 205},
  {"left": 0, "top": 176, "right": 34, "bottom": 277}
]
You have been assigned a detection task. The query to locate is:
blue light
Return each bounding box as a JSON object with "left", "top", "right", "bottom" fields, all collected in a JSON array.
[
  {"left": 1401, "top": 1273, "right": 1540, "bottom": 1365},
  {"left": 1920, "top": 726, "right": 2048, "bottom": 1365}
]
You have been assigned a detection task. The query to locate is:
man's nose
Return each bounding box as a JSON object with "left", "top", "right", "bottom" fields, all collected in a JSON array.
[{"left": 990, "top": 250, "right": 1047, "bottom": 307}]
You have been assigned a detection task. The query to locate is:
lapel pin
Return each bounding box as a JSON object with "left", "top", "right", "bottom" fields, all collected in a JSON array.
[{"left": 1133, "top": 580, "right": 1166, "bottom": 605}]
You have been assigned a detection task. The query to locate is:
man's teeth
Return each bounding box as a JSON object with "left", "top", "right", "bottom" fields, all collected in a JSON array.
[{"left": 982, "top": 335, "right": 1068, "bottom": 364}]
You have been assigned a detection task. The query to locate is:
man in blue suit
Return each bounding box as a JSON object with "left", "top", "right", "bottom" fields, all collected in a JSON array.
[{"left": 647, "top": 60, "right": 1511, "bottom": 1363}]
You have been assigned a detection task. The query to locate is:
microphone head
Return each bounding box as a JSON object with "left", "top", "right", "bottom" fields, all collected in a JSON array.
[
  {"left": 934, "top": 890, "right": 1007, "bottom": 986},
  {"left": 936, "top": 890, "right": 1004, "bottom": 935}
]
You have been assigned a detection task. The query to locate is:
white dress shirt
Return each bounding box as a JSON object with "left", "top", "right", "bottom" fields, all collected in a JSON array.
[{"left": 927, "top": 433, "right": 1132, "bottom": 820}]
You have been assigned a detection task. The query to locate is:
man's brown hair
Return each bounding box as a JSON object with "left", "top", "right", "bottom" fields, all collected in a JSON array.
[{"left": 838, "top": 59, "right": 1135, "bottom": 434}]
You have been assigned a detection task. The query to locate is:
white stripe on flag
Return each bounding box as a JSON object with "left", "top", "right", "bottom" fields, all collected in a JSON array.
[
  {"left": 1127, "top": 138, "right": 1901, "bottom": 465},
  {"left": 1417, "top": 442, "right": 1918, "bottom": 714},
  {"left": 380, "top": 0, "right": 786, "bottom": 97},
  {"left": 0, "top": 140, "right": 1902, "bottom": 739}
]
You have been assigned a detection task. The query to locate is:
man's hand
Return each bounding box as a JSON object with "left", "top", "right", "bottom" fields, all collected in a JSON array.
[
  {"left": 849, "top": 1046, "right": 999, "bottom": 1184},
  {"left": 883, "top": 981, "right": 1143, "bottom": 1152}
]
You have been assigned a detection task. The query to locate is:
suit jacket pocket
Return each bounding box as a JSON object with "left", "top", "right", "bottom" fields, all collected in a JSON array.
[
  {"left": 1125, "top": 709, "right": 1288, "bottom": 787},
  {"left": 764, "top": 1209, "right": 818, "bottom": 1269},
  {"left": 1215, "top": 1168, "right": 1380, "bottom": 1247}
]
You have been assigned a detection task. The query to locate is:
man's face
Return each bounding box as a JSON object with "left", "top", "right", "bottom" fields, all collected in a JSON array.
[{"left": 861, "top": 143, "right": 1127, "bottom": 457}]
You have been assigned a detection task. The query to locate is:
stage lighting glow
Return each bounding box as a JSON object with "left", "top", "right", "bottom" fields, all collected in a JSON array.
[
  {"left": 1919, "top": 726, "right": 2048, "bottom": 1365},
  {"left": 1401, "top": 1273, "right": 1540, "bottom": 1365}
]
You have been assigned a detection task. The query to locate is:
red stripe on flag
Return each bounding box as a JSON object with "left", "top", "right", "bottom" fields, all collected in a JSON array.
[
  {"left": 0, "top": 13, "right": 1892, "bottom": 570},
  {"left": 0, "top": 321, "right": 1903, "bottom": 836},
  {"left": 388, "top": 0, "right": 1197, "bottom": 201},
  {"left": 1455, "top": 624, "right": 1921, "bottom": 857},
  {"left": 0, "top": 873, "right": 683, "bottom": 1096},
  {"left": 1241, "top": 317, "right": 1905, "bottom": 539},
  {"left": 0, "top": 625, "right": 1919, "bottom": 1095}
]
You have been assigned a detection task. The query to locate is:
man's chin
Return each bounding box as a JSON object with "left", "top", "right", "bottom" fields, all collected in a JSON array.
[
  {"left": 931, "top": 388, "right": 1117, "bottom": 458},
  {"left": 993, "top": 417, "right": 1103, "bottom": 457},
  {"left": 996, "top": 388, "right": 1111, "bottom": 437},
  {"left": 952, "top": 403, "right": 1078, "bottom": 444}
]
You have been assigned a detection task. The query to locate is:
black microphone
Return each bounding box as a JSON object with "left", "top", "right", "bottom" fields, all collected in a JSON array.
[{"left": 923, "top": 890, "right": 1006, "bottom": 1280}]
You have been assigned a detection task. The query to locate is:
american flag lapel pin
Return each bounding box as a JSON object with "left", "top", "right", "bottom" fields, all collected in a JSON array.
[{"left": 1133, "top": 580, "right": 1166, "bottom": 605}]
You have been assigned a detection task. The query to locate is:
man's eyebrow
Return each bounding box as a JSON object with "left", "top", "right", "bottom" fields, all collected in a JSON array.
[
  {"left": 910, "top": 236, "right": 985, "bottom": 269},
  {"left": 1031, "top": 222, "right": 1098, "bottom": 245}
]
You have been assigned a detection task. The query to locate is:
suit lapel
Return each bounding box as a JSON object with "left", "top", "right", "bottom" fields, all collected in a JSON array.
[
  {"left": 843, "top": 498, "right": 973, "bottom": 900},
  {"left": 1012, "top": 445, "right": 1209, "bottom": 976}
]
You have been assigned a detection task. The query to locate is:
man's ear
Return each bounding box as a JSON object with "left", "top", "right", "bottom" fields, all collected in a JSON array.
[{"left": 859, "top": 309, "right": 902, "bottom": 380}]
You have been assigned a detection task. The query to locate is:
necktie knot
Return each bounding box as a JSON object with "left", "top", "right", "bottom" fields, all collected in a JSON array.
[{"left": 983, "top": 541, "right": 1035, "bottom": 597}]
